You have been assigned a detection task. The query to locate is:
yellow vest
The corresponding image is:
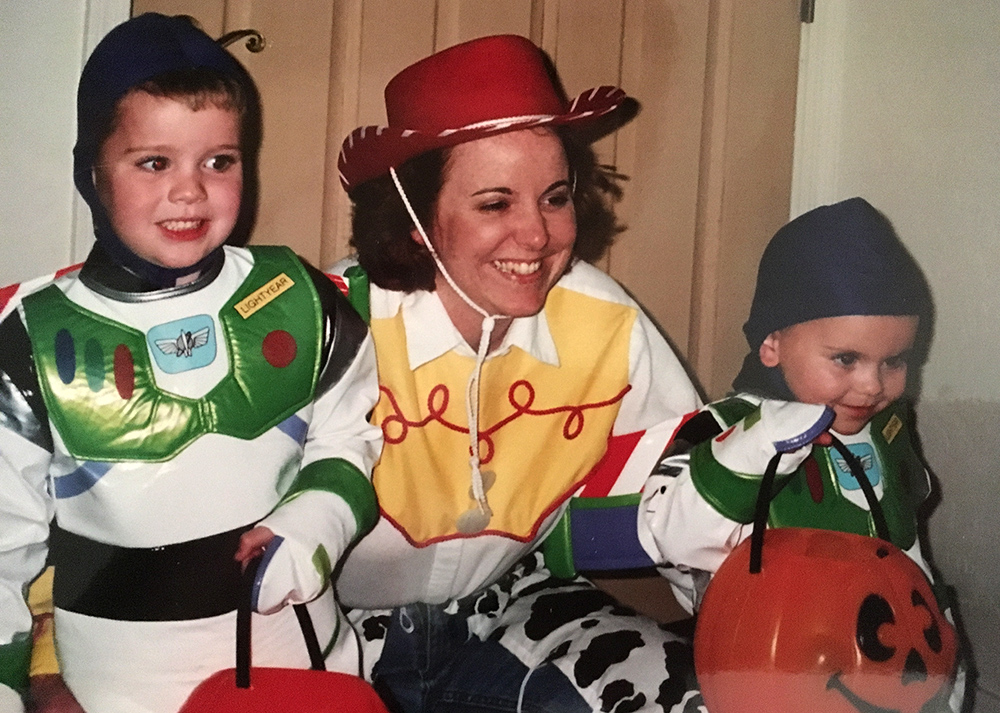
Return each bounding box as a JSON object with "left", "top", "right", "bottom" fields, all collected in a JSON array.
[{"left": 371, "top": 286, "right": 635, "bottom": 545}]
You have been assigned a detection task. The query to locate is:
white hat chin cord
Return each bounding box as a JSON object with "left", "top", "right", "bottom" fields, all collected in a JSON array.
[{"left": 391, "top": 167, "right": 505, "bottom": 532}]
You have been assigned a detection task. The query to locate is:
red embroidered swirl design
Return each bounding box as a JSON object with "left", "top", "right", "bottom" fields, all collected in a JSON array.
[{"left": 378, "top": 379, "right": 630, "bottom": 465}]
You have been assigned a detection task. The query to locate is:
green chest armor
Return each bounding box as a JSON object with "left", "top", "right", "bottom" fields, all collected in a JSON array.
[
  {"left": 21, "top": 246, "right": 322, "bottom": 462},
  {"left": 768, "top": 406, "right": 921, "bottom": 549},
  {"left": 702, "top": 398, "right": 923, "bottom": 551}
]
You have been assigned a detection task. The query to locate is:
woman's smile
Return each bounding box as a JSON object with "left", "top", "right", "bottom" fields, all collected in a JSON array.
[{"left": 493, "top": 259, "right": 542, "bottom": 277}]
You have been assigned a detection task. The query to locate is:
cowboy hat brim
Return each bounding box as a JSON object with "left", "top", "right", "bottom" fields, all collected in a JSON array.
[{"left": 338, "top": 86, "right": 630, "bottom": 192}]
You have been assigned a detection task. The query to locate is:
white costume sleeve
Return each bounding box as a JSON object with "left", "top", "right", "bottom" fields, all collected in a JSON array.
[
  {"left": 299, "top": 331, "right": 382, "bottom": 477},
  {"left": 254, "top": 330, "right": 382, "bottom": 613},
  {"left": 0, "top": 412, "right": 52, "bottom": 707},
  {"left": 639, "top": 456, "right": 747, "bottom": 613},
  {"left": 636, "top": 402, "right": 745, "bottom": 613},
  {"left": 638, "top": 400, "right": 834, "bottom": 611}
]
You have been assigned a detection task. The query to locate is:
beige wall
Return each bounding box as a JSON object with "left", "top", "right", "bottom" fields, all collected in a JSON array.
[{"left": 793, "top": 3, "right": 1000, "bottom": 709}]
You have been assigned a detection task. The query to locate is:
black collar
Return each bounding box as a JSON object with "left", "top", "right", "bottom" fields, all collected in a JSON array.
[{"left": 77, "top": 245, "right": 225, "bottom": 303}]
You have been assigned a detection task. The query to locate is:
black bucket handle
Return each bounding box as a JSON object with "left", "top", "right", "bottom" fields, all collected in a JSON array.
[
  {"left": 748, "top": 434, "right": 891, "bottom": 574},
  {"left": 236, "top": 558, "right": 326, "bottom": 688}
]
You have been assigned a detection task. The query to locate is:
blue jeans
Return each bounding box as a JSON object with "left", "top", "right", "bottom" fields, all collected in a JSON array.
[
  {"left": 352, "top": 554, "right": 703, "bottom": 713},
  {"left": 372, "top": 602, "right": 588, "bottom": 713}
]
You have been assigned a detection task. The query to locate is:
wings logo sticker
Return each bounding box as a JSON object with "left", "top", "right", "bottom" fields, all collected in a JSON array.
[
  {"left": 147, "top": 315, "right": 217, "bottom": 373},
  {"left": 155, "top": 327, "right": 210, "bottom": 358},
  {"left": 833, "top": 443, "right": 882, "bottom": 491}
]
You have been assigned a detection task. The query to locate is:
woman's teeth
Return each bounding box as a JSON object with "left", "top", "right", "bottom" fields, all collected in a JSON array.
[{"left": 494, "top": 260, "right": 540, "bottom": 275}]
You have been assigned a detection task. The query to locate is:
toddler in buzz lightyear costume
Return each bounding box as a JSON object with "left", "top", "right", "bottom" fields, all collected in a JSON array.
[
  {"left": 639, "top": 197, "right": 964, "bottom": 711},
  {"left": 0, "top": 14, "right": 381, "bottom": 713}
]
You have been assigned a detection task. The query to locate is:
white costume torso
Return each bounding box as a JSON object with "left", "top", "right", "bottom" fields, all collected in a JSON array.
[{"left": 0, "top": 246, "right": 382, "bottom": 713}]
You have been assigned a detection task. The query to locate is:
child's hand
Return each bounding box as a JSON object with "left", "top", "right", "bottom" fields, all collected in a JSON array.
[
  {"left": 712, "top": 400, "right": 834, "bottom": 476},
  {"left": 235, "top": 526, "right": 276, "bottom": 568},
  {"left": 27, "top": 674, "right": 85, "bottom": 713},
  {"left": 248, "top": 490, "right": 356, "bottom": 614}
]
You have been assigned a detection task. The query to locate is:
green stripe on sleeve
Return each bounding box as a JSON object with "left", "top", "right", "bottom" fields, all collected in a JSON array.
[
  {"left": 690, "top": 441, "right": 792, "bottom": 524},
  {"left": 281, "top": 458, "right": 379, "bottom": 537},
  {"left": 542, "top": 510, "right": 577, "bottom": 579}
]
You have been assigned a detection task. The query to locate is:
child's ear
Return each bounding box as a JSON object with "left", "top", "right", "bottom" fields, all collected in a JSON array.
[
  {"left": 410, "top": 227, "right": 424, "bottom": 246},
  {"left": 759, "top": 332, "right": 781, "bottom": 367}
]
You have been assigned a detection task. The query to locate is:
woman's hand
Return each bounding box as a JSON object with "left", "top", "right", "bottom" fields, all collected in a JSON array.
[
  {"left": 235, "top": 525, "right": 275, "bottom": 568},
  {"left": 27, "top": 674, "right": 85, "bottom": 713}
]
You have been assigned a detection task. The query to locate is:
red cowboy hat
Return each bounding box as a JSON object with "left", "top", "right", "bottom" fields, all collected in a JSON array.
[{"left": 338, "top": 34, "right": 630, "bottom": 191}]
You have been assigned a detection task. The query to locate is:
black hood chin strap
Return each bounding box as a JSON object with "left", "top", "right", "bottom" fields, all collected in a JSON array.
[
  {"left": 80, "top": 183, "right": 222, "bottom": 287},
  {"left": 730, "top": 350, "right": 796, "bottom": 402},
  {"left": 78, "top": 242, "right": 225, "bottom": 296}
]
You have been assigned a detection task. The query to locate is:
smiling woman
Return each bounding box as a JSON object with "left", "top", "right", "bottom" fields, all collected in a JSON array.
[{"left": 331, "top": 35, "right": 704, "bottom": 713}]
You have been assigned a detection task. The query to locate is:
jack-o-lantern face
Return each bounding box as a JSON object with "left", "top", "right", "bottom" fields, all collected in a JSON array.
[{"left": 695, "top": 528, "right": 957, "bottom": 713}]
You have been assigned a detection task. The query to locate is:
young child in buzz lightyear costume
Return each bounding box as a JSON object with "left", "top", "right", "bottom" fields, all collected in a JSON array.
[
  {"left": 0, "top": 14, "right": 381, "bottom": 713},
  {"left": 538, "top": 199, "right": 935, "bottom": 581},
  {"left": 637, "top": 197, "right": 964, "bottom": 710}
]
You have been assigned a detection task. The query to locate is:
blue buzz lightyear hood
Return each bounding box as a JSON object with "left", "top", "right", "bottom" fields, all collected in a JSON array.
[
  {"left": 74, "top": 13, "right": 259, "bottom": 287},
  {"left": 732, "top": 197, "right": 933, "bottom": 399}
]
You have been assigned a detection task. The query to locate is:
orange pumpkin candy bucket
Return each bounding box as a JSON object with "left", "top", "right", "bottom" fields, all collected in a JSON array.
[{"left": 694, "top": 437, "right": 958, "bottom": 713}]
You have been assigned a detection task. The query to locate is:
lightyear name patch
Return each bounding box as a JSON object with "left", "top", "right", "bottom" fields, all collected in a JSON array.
[
  {"left": 235, "top": 273, "right": 294, "bottom": 319},
  {"left": 147, "top": 314, "right": 217, "bottom": 374},
  {"left": 882, "top": 413, "right": 903, "bottom": 444}
]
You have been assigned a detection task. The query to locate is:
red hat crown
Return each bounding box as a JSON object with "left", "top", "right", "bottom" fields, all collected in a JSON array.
[
  {"left": 339, "top": 35, "right": 627, "bottom": 191},
  {"left": 384, "top": 35, "right": 567, "bottom": 131}
]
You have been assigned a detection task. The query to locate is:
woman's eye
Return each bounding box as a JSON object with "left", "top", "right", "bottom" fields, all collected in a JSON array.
[
  {"left": 544, "top": 192, "right": 572, "bottom": 209},
  {"left": 206, "top": 154, "right": 239, "bottom": 171},
  {"left": 479, "top": 199, "right": 509, "bottom": 213},
  {"left": 138, "top": 156, "right": 169, "bottom": 171}
]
